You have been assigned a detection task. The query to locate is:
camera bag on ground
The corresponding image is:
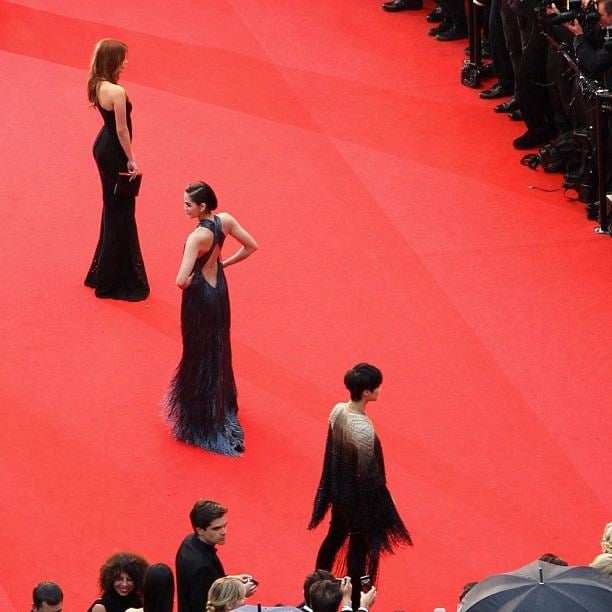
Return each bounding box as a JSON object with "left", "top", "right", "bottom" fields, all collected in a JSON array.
[
  {"left": 521, "top": 130, "right": 591, "bottom": 178},
  {"left": 520, "top": 130, "right": 595, "bottom": 203}
]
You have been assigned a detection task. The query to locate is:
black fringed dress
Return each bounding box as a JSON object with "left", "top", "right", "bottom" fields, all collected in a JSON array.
[
  {"left": 166, "top": 216, "right": 244, "bottom": 456},
  {"left": 85, "top": 100, "right": 149, "bottom": 301},
  {"left": 309, "top": 403, "right": 412, "bottom": 606}
]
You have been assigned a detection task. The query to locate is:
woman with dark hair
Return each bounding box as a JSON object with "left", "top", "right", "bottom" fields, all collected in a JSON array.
[
  {"left": 88, "top": 552, "right": 149, "bottom": 612},
  {"left": 126, "top": 563, "right": 174, "bottom": 612},
  {"left": 84, "top": 38, "right": 149, "bottom": 301},
  {"left": 165, "top": 181, "right": 257, "bottom": 456}
]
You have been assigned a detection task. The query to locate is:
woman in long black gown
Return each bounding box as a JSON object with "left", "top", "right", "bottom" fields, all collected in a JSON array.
[
  {"left": 166, "top": 181, "right": 258, "bottom": 456},
  {"left": 85, "top": 39, "right": 149, "bottom": 301}
]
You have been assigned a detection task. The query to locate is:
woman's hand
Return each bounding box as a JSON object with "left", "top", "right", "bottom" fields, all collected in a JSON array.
[{"left": 127, "top": 159, "right": 140, "bottom": 177}]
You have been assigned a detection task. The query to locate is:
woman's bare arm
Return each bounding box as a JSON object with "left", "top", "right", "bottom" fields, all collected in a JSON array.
[
  {"left": 105, "top": 83, "right": 138, "bottom": 172},
  {"left": 219, "top": 213, "right": 258, "bottom": 268},
  {"left": 176, "top": 231, "right": 211, "bottom": 289}
]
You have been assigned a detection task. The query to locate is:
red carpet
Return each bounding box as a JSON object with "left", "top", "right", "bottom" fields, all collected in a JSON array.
[{"left": 1, "top": 1, "right": 611, "bottom": 610}]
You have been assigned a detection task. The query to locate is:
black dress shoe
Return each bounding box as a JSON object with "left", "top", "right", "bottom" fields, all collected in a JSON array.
[
  {"left": 513, "top": 128, "right": 553, "bottom": 150},
  {"left": 494, "top": 97, "right": 518, "bottom": 113},
  {"left": 429, "top": 19, "right": 451, "bottom": 36},
  {"left": 426, "top": 6, "right": 444, "bottom": 21},
  {"left": 382, "top": 0, "right": 423, "bottom": 11},
  {"left": 479, "top": 82, "right": 514, "bottom": 99},
  {"left": 436, "top": 25, "right": 468, "bottom": 41},
  {"left": 508, "top": 109, "right": 523, "bottom": 121}
]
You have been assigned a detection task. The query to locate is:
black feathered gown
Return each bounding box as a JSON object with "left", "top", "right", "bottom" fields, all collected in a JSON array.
[
  {"left": 85, "top": 100, "right": 149, "bottom": 301},
  {"left": 166, "top": 216, "right": 244, "bottom": 456}
]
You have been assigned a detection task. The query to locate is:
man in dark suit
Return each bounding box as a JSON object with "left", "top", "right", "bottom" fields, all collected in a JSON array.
[{"left": 176, "top": 499, "right": 256, "bottom": 612}]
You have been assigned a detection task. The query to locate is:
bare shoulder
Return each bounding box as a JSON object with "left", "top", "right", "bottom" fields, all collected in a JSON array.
[
  {"left": 216, "top": 211, "right": 235, "bottom": 223},
  {"left": 91, "top": 604, "right": 107, "bottom": 612},
  {"left": 216, "top": 211, "right": 237, "bottom": 232},
  {"left": 188, "top": 225, "right": 213, "bottom": 245},
  {"left": 97, "top": 81, "right": 126, "bottom": 108}
]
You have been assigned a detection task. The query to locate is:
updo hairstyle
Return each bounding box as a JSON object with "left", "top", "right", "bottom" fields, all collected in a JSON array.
[{"left": 186, "top": 181, "right": 218, "bottom": 211}]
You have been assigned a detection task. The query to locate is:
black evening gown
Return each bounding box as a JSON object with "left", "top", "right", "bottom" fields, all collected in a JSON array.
[
  {"left": 166, "top": 216, "right": 244, "bottom": 456},
  {"left": 85, "top": 100, "right": 149, "bottom": 301}
]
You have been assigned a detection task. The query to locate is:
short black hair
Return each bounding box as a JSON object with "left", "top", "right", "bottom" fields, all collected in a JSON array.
[
  {"left": 33, "top": 582, "right": 63, "bottom": 608},
  {"left": 309, "top": 580, "right": 342, "bottom": 612},
  {"left": 190, "top": 499, "right": 227, "bottom": 531},
  {"left": 344, "top": 363, "right": 383, "bottom": 401},
  {"left": 303, "top": 570, "right": 335, "bottom": 605},
  {"left": 185, "top": 181, "right": 218, "bottom": 210}
]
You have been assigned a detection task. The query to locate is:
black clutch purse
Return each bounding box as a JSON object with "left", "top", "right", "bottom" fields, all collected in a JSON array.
[{"left": 114, "top": 173, "right": 142, "bottom": 198}]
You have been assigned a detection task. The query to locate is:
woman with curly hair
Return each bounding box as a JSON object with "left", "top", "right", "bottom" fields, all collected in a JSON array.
[
  {"left": 87, "top": 552, "right": 149, "bottom": 612},
  {"left": 206, "top": 576, "right": 246, "bottom": 612}
]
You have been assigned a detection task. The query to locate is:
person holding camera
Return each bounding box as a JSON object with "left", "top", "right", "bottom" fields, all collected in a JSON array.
[
  {"left": 309, "top": 577, "right": 377, "bottom": 612},
  {"left": 565, "top": 0, "right": 612, "bottom": 74}
]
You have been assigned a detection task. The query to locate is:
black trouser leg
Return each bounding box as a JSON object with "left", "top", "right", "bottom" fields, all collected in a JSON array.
[
  {"left": 347, "top": 531, "right": 369, "bottom": 612},
  {"left": 315, "top": 509, "right": 348, "bottom": 571},
  {"left": 516, "top": 20, "right": 554, "bottom": 132},
  {"left": 490, "top": 0, "right": 514, "bottom": 88},
  {"left": 501, "top": 0, "right": 523, "bottom": 100}
]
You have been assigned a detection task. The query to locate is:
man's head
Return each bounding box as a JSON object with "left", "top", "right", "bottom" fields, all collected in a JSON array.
[
  {"left": 190, "top": 499, "right": 228, "bottom": 546},
  {"left": 32, "top": 582, "right": 63, "bottom": 612},
  {"left": 539, "top": 552, "right": 568, "bottom": 566},
  {"left": 309, "top": 580, "right": 342, "bottom": 612},
  {"left": 302, "top": 570, "right": 335, "bottom": 606},
  {"left": 599, "top": 0, "right": 612, "bottom": 27},
  {"left": 344, "top": 363, "right": 383, "bottom": 402}
]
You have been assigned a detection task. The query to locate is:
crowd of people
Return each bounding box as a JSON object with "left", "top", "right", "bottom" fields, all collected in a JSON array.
[
  {"left": 30, "top": 521, "right": 612, "bottom": 611},
  {"left": 381, "top": 0, "right": 612, "bottom": 219}
]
